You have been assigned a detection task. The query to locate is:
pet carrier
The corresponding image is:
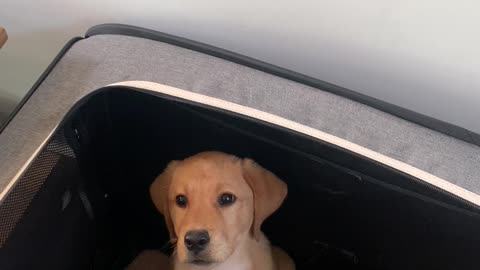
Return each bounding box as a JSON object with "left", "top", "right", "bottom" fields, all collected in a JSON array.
[{"left": 1, "top": 24, "right": 479, "bottom": 270}]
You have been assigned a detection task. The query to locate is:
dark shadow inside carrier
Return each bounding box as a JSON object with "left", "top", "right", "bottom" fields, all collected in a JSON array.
[{"left": 2, "top": 87, "right": 480, "bottom": 270}]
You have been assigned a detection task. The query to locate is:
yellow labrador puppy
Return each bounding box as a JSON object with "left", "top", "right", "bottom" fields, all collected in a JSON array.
[{"left": 127, "top": 151, "right": 295, "bottom": 270}]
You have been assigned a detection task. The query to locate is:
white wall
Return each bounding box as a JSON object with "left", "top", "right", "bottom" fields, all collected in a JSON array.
[{"left": 1, "top": 1, "right": 479, "bottom": 133}]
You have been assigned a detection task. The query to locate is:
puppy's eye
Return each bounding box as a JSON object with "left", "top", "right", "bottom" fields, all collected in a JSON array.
[
  {"left": 175, "top": 195, "right": 188, "bottom": 208},
  {"left": 218, "top": 193, "right": 236, "bottom": 207}
]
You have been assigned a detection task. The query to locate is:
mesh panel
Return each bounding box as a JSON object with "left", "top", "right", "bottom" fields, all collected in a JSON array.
[{"left": 0, "top": 133, "right": 75, "bottom": 247}]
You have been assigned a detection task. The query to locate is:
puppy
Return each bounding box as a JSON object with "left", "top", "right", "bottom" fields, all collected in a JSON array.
[{"left": 127, "top": 151, "right": 295, "bottom": 270}]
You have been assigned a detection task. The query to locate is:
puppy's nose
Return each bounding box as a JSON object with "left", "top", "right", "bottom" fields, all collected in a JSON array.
[{"left": 184, "top": 230, "right": 210, "bottom": 252}]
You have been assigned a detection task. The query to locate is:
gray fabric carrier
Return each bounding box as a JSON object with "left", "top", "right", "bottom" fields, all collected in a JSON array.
[
  {"left": 2, "top": 26, "right": 480, "bottom": 270},
  {"left": 0, "top": 34, "right": 479, "bottom": 195}
]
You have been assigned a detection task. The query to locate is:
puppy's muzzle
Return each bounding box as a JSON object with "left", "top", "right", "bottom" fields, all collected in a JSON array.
[{"left": 185, "top": 230, "right": 210, "bottom": 253}]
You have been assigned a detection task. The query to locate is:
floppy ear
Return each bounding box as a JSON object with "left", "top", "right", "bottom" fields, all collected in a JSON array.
[
  {"left": 150, "top": 161, "right": 178, "bottom": 240},
  {"left": 242, "top": 158, "right": 288, "bottom": 241}
]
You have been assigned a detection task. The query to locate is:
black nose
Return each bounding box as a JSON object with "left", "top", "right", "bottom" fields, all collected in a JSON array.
[{"left": 184, "top": 230, "right": 210, "bottom": 252}]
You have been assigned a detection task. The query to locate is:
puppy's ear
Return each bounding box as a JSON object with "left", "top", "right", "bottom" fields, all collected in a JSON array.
[
  {"left": 150, "top": 161, "right": 178, "bottom": 240},
  {"left": 242, "top": 158, "right": 287, "bottom": 241}
]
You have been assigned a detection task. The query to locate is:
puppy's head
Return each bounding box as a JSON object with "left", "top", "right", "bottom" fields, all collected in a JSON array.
[{"left": 150, "top": 151, "right": 287, "bottom": 265}]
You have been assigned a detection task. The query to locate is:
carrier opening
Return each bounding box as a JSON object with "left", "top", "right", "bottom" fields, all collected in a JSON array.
[{"left": 1, "top": 87, "right": 479, "bottom": 270}]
